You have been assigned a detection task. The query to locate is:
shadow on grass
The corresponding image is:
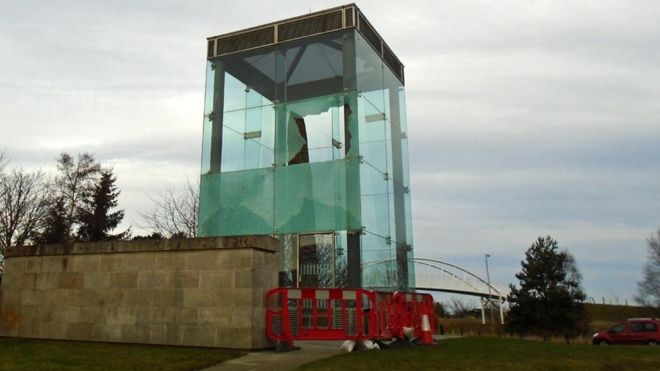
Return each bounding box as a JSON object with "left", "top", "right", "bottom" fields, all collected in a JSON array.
[{"left": 0, "top": 337, "right": 243, "bottom": 371}]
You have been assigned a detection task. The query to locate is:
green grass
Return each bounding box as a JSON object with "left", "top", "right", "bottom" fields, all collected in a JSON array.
[
  {"left": 0, "top": 337, "right": 243, "bottom": 371},
  {"left": 299, "top": 337, "right": 660, "bottom": 371}
]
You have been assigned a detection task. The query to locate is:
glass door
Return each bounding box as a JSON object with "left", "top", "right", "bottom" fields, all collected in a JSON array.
[{"left": 298, "top": 233, "right": 335, "bottom": 287}]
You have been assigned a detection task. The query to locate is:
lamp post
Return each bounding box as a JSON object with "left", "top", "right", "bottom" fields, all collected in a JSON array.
[{"left": 485, "top": 253, "right": 494, "bottom": 324}]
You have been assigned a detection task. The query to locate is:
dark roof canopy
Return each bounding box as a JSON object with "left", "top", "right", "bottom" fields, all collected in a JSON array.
[{"left": 206, "top": 3, "right": 404, "bottom": 84}]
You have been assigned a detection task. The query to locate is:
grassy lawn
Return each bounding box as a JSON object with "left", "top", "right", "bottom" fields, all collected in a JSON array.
[
  {"left": 0, "top": 337, "right": 243, "bottom": 371},
  {"left": 299, "top": 337, "right": 660, "bottom": 371}
]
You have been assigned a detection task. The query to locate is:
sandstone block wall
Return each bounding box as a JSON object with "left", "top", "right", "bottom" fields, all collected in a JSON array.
[{"left": 0, "top": 236, "right": 278, "bottom": 349}]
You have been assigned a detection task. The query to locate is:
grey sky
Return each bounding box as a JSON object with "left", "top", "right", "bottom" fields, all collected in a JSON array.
[{"left": 1, "top": 0, "right": 659, "bottom": 302}]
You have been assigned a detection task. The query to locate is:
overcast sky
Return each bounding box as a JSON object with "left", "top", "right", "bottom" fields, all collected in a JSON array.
[{"left": 1, "top": 0, "right": 659, "bottom": 302}]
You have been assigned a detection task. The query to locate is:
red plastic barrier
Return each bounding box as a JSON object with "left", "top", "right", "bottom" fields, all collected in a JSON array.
[
  {"left": 266, "top": 288, "right": 436, "bottom": 345},
  {"left": 266, "top": 288, "right": 377, "bottom": 342},
  {"left": 390, "top": 291, "right": 436, "bottom": 341},
  {"left": 374, "top": 291, "right": 397, "bottom": 340}
]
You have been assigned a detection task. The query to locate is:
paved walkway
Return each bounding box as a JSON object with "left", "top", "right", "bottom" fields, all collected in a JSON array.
[
  {"left": 201, "top": 341, "right": 344, "bottom": 371},
  {"left": 202, "top": 335, "right": 459, "bottom": 371}
]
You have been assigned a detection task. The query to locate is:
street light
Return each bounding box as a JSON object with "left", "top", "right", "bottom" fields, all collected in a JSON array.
[{"left": 484, "top": 253, "right": 494, "bottom": 324}]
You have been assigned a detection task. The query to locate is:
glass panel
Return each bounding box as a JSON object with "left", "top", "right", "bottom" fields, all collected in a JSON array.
[
  {"left": 360, "top": 163, "right": 390, "bottom": 240},
  {"left": 383, "top": 69, "right": 405, "bottom": 128},
  {"left": 343, "top": 91, "right": 360, "bottom": 159},
  {"left": 283, "top": 31, "right": 349, "bottom": 102},
  {"left": 201, "top": 62, "right": 215, "bottom": 174},
  {"left": 383, "top": 63, "right": 406, "bottom": 185},
  {"left": 398, "top": 89, "right": 408, "bottom": 133},
  {"left": 358, "top": 94, "right": 388, "bottom": 173},
  {"left": 407, "top": 247, "right": 415, "bottom": 288},
  {"left": 221, "top": 48, "right": 278, "bottom": 111},
  {"left": 331, "top": 105, "right": 346, "bottom": 161},
  {"left": 401, "top": 137, "right": 410, "bottom": 188},
  {"left": 223, "top": 106, "right": 245, "bottom": 133},
  {"left": 204, "top": 62, "right": 216, "bottom": 116},
  {"left": 361, "top": 233, "right": 395, "bottom": 289},
  {"left": 243, "top": 52, "right": 278, "bottom": 101},
  {"left": 274, "top": 159, "right": 361, "bottom": 234},
  {"left": 360, "top": 160, "right": 388, "bottom": 199},
  {"left": 278, "top": 234, "right": 298, "bottom": 287},
  {"left": 286, "top": 43, "right": 343, "bottom": 86},
  {"left": 201, "top": 116, "right": 212, "bottom": 175},
  {"left": 393, "top": 242, "right": 411, "bottom": 290},
  {"left": 198, "top": 168, "right": 274, "bottom": 236},
  {"left": 280, "top": 94, "right": 347, "bottom": 165},
  {"left": 334, "top": 231, "right": 349, "bottom": 288},
  {"left": 220, "top": 125, "right": 244, "bottom": 172},
  {"left": 246, "top": 105, "right": 276, "bottom": 169},
  {"left": 362, "top": 192, "right": 390, "bottom": 240},
  {"left": 299, "top": 234, "right": 335, "bottom": 288},
  {"left": 220, "top": 106, "right": 275, "bottom": 172},
  {"left": 302, "top": 110, "right": 334, "bottom": 163},
  {"left": 355, "top": 32, "right": 384, "bottom": 112},
  {"left": 223, "top": 72, "right": 249, "bottom": 112},
  {"left": 355, "top": 34, "right": 395, "bottom": 291},
  {"left": 361, "top": 90, "right": 385, "bottom": 115},
  {"left": 388, "top": 180, "right": 410, "bottom": 245},
  {"left": 388, "top": 179, "right": 396, "bottom": 244},
  {"left": 404, "top": 191, "right": 413, "bottom": 245}
]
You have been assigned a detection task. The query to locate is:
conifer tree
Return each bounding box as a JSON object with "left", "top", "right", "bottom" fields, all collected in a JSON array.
[
  {"left": 507, "top": 236, "right": 587, "bottom": 342},
  {"left": 77, "top": 169, "right": 125, "bottom": 241},
  {"left": 37, "top": 197, "right": 69, "bottom": 244}
]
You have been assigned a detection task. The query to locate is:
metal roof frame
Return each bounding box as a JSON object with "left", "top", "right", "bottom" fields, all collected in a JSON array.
[{"left": 206, "top": 4, "right": 405, "bottom": 84}]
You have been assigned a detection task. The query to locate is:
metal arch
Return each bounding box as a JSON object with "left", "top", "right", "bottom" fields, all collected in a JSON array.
[
  {"left": 415, "top": 257, "right": 506, "bottom": 299},
  {"left": 413, "top": 260, "right": 482, "bottom": 293},
  {"left": 363, "top": 257, "right": 507, "bottom": 300}
]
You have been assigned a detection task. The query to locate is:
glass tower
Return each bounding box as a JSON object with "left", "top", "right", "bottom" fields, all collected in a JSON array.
[{"left": 199, "top": 4, "right": 414, "bottom": 290}]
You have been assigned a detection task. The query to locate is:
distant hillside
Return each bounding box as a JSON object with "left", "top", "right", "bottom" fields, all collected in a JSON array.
[{"left": 584, "top": 303, "right": 659, "bottom": 322}]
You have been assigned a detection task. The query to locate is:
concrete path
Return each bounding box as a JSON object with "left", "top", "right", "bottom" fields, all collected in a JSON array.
[
  {"left": 202, "top": 335, "right": 459, "bottom": 371},
  {"left": 201, "top": 341, "right": 344, "bottom": 371}
]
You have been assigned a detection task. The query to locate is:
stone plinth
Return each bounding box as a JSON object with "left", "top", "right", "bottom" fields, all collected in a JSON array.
[{"left": 0, "top": 236, "right": 278, "bottom": 349}]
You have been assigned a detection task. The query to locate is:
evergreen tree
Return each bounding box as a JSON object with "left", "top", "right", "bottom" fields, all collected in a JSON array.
[
  {"left": 506, "top": 236, "right": 587, "bottom": 342},
  {"left": 77, "top": 169, "right": 125, "bottom": 241},
  {"left": 37, "top": 197, "right": 69, "bottom": 244}
]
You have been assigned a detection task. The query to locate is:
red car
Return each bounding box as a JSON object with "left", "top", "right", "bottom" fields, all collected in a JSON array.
[{"left": 592, "top": 318, "right": 660, "bottom": 345}]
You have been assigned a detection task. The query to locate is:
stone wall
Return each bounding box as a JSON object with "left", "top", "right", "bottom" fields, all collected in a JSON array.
[{"left": 0, "top": 236, "right": 278, "bottom": 349}]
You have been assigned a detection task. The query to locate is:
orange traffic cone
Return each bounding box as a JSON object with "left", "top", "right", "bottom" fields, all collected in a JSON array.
[{"left": 421, "top": 314, "right": 434, "bottom": 345}]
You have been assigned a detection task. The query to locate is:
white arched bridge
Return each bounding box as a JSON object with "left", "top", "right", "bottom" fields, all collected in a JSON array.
[{"left": 364, "top": 257, "right": 510, "bottom": 324}]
